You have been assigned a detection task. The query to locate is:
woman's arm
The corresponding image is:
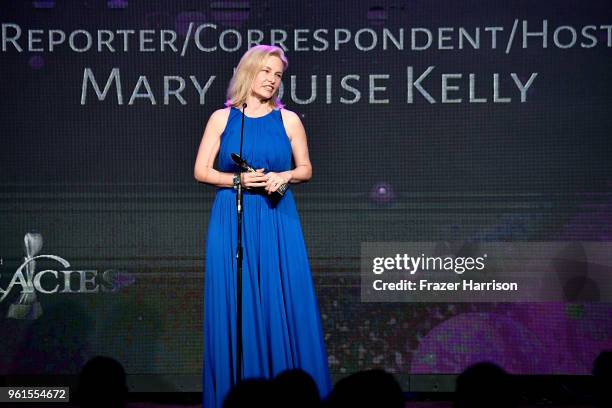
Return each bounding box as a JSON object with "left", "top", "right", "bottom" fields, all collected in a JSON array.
[
  {"left": 194, "top": 108, "right": 268, "bottom": 189},
  {"left": 274, "top": 109, "right": 313, "bottom": 186},
  {"left": 193, "top": 108, "right": 234, "bottom": 188}
]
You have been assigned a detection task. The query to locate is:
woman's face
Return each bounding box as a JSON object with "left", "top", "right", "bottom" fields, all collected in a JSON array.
[{"left": 250, "top": 55, "right": 284, "bottom": 102}]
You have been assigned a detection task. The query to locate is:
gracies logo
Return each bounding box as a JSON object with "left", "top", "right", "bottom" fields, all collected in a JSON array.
[{"left": 1, "top": 232, "right": 130, "bottom": 320}]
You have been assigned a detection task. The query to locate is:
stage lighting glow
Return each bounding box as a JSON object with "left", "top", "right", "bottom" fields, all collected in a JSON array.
[
  {"left": 107, "top": 0, "right": 127, "bottom": 9},
  {"left": 370, "top": 182, "right": 396, "bottom": 204},
  {"left": 29, "top": 55, "right": 44, "bottom": 70},
  {"left": 176, "top": 12, "right": 208, "bottom": 37},
  {"left": 210, "top": 1, "right": 250, "bottom": 28},
  {"left": 367, "top": 7, "right": 387, "bottom": 26},
  {"left": 32, "top": 1, "right": 54, "bottom": 9}
]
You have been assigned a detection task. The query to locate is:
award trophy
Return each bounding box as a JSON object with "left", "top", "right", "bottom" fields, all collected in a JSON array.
[
  {"left": 8, "top": 232, "right": 44, "bottom": 319},
  {"left": 231, "top": 153, "right": 288, "bottom": 204}
]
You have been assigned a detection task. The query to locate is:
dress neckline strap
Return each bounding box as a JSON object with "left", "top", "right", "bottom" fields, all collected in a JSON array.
[{"left": 231, "top": 106, "right": 277, "bottom": 119}]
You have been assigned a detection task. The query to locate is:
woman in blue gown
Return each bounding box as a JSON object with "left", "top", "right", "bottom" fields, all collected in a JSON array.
[{"left": 194, "top": 45, "right": 331, "bottom": 408}]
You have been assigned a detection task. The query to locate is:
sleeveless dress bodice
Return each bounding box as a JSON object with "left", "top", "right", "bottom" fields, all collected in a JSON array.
[{"left": 218, "top": 107, "right": 292, "bottom": 174}]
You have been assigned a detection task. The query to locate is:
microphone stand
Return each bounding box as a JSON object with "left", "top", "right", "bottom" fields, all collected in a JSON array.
[{"left": 235, "top": 103, "right": 247, "bottom": 383}]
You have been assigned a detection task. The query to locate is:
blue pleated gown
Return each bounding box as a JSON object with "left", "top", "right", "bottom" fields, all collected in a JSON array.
[{"left": 203, "top": 107, "right": 332, "bottom": 408}]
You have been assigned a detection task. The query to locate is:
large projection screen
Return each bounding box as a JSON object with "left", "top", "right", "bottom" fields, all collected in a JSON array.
[{"left": 1, "top": 0, "right": 611, "bottom": 391}]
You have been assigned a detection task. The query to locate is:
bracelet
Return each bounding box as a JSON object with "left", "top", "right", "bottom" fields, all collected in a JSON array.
[{"left": 232, "top": 172, "right": 241, "bottom": 189}]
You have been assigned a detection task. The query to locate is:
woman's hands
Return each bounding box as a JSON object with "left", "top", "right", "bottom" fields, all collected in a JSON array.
[
  {"left": 240, "top": 169, "right": 290, "bottom": 193},
  {"left": 240, "top": 168, "right": 267, "bottom": 189},
  {"left": 264, "top": 171, "right": 290, "bottom": 194}
]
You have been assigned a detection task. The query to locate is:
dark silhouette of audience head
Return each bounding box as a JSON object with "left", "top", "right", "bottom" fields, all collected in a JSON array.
[
  {"left": 68, "top": 350, "right": 612, "bottom": 408},
  {"left": 224, "top": 369, "right": 323, "bottom": 408},
  {"left": 593, "top": 350, "right": 612, "bottom": 408},
  {"left": 76, "top": 356, "right": 128, "bottom": 408},
  {"left": 325, "top": 369, "right": 404, "bottom": 408},
  {"left": 454, "top": 362, "right": 515, "bottom": 408},
  {"left": 274, "top": 369, "right": 321, "bottom": 408},
  {"left": 70, "top": 357, "right": 612, "bottom": 408},
  {"left": 223, "top": 378, "right": 281, "bottom": 408}
]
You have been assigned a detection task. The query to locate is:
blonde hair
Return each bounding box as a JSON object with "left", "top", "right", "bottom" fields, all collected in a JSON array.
[{"left": 225, "top": 45, "right": 288, "bottom": 109}]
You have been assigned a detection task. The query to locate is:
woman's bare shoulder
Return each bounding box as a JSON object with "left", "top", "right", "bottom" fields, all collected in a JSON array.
[
  {"left": 207, "top": 107, "right": 232, "bottom": 134},
  {"left": 210, "top": 106, "right": 232, "bottom": 123},
  {"left": 279, "top": 108, "right": 306, "bottom": 142},
  {"left": 279, "top": 107, "right": 301, "bottom": 125}
]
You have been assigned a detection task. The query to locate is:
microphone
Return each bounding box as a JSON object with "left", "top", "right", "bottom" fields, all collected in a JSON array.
[
  {"left": 231, "top": 153, "right": 288, "bottom": 204},
  {"left": 231, "top": 153, "right": 256, "bottom": 173},
  {"left": 235, "top": 102, "right": 247, "bottom": 380}
]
